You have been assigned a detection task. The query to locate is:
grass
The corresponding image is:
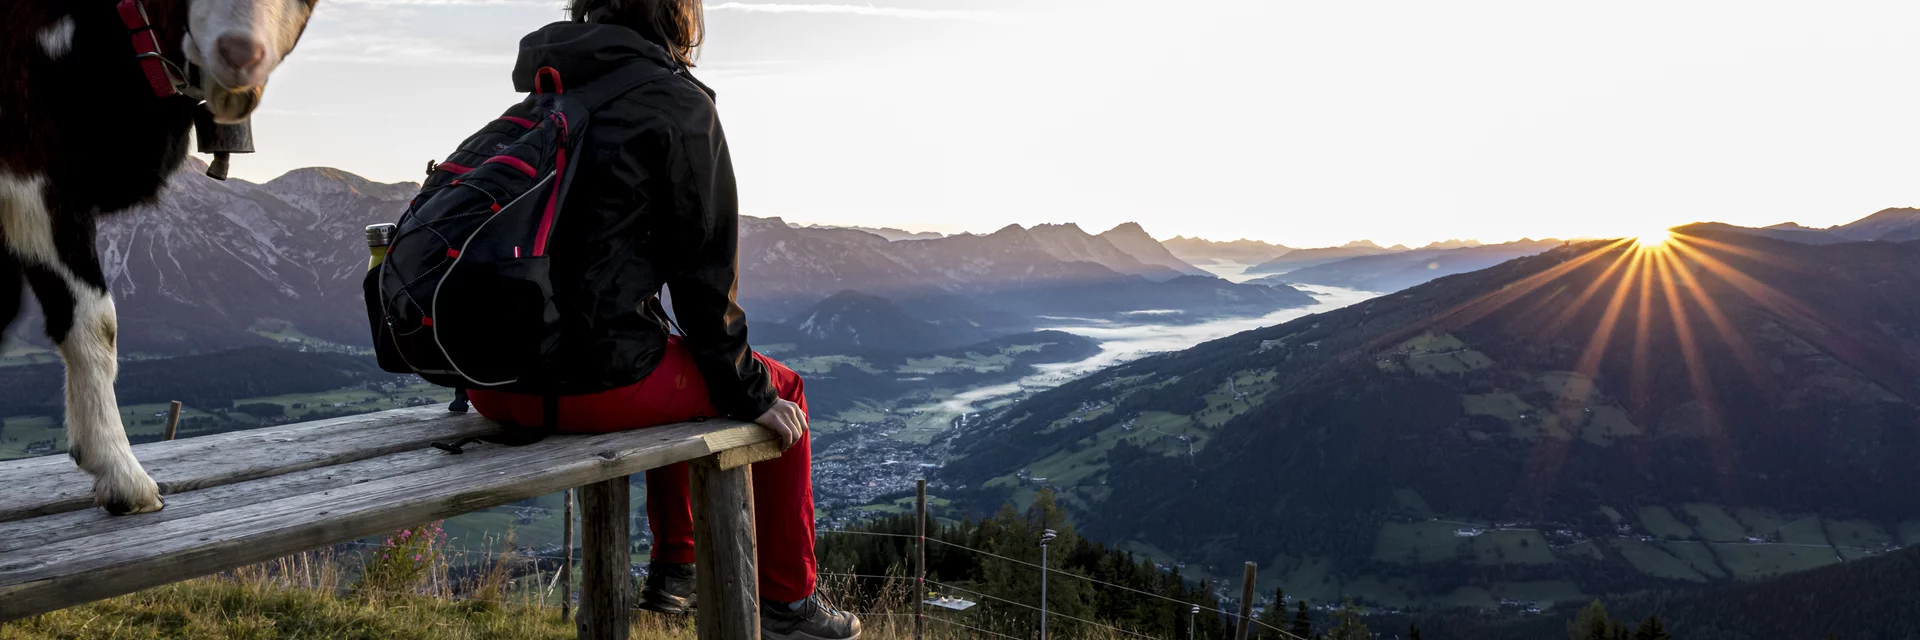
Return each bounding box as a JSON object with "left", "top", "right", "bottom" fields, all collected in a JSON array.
[
  {"left": 1680, "top": 504, "right": 1747, "bottom": 542},
  {"left": 1468, "top": 530, "right": 1556, "bottom": 565},
  {"left": 1710, "top": 542, "right": 1841, "bottom": 580},
  {"left": 0, "top": 578, "right": 604, "bottom": 640},
  {"left": 1660, "top": 541, "right": 1729, "bottom": 579},
  {"left": 1461, "top": 392, "right": 1532, "bottom": 423},
  {"left": 1734, "top": 507, "right": 1788, "bottom": 537},
  {"left": 0, "top": 416, "right": 62, "bottom": 460},
  {"left": 1372, "top": 521, "right": 1464, "bottom": 564},
  {"left": 1635, "top": 506, "right": 1695, "bottom": 540},
  {"left": 1576, "top": 405, "right": 1640, "bottom": 446},
  {"left": 1610, "top": 539, "right": 1708, "bottom": 583},
  {"left": 1825, "top": 519, "right": 1892, "bottom": 549},
  {"left": 0, "top": 540, "right": 1135, "bottom": 640},
  {"left": 1778, "top": 516, "right": 1830, "bottom": 546}
]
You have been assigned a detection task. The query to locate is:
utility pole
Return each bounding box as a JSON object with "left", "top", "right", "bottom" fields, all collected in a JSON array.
[{"left": 1039, "top": 528, "right": 1057, "bottom": 640}]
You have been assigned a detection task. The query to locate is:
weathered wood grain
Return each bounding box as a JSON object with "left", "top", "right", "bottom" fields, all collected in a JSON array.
[
  {"left": 0, "top": 407, "right": 501, "bottom": 522},
  {"left": 713, "top": 440, "right": 782, "bottom": 471},
  {"left": 0, "top": 447, "right": 467, "bottom": 554},
  {"left": 0, "top": 419, "right": 775, "bottom": 622},
  {"left": 692, "top": 457, "right": 759, "bottom": 639},
  {"left": 577, "top": 476, "right": 630, "bottom": 640},
  {"left": 1234, "top": 562, "right": 1257, "bottom": 640}
]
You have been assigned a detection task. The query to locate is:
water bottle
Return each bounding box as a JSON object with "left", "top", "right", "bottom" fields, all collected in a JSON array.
[{"left": 366, "top": 223, "right": 397, "bottom": 270}]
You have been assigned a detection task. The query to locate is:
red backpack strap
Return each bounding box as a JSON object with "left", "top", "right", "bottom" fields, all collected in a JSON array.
[{"left": 534, "top": 67, "right": 564, "bottom": 94}]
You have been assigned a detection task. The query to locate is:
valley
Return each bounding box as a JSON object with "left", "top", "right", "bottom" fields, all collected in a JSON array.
[
  {"left": 5, "top": 160, "right": 1918, "bottom": 630},
  {"left": 941, "top": 224, "right": 1920, "bottom": 614}
]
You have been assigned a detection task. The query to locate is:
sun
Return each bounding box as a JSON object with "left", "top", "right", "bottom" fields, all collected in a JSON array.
[{"left": 1634, "top": 227, "right": 1673, "bottom": 248}]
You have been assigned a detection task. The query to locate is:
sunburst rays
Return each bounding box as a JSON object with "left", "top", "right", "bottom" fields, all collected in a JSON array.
[{"left": 1402, "top": 226, "right": 1807, "bottom": 509}]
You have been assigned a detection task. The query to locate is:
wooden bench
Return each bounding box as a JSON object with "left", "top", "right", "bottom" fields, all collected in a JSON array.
[{"left": 0, "top": 406, "right": 781, "bottom": 639}]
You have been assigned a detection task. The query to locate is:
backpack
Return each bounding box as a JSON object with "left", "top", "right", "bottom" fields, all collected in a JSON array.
[{"left": 364, "top": 63, "right": 670, "bottom": 400}]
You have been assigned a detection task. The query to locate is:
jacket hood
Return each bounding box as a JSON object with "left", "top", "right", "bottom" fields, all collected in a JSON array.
[{"left": 512, "top": 22, "right": 676, "bottom": 93}]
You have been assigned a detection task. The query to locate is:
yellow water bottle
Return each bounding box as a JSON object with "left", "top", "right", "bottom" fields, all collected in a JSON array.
[{"left": 366, "top": 223, "right": 397, "bottom": 270}]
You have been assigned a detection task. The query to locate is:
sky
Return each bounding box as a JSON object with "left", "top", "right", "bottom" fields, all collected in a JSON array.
[{"left": 238, "top": 0, "right": 1920, "bottom": 248}]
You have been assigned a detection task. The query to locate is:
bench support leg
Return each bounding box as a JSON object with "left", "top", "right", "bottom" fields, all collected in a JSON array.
[
  {"left": 692, "top": 457, "right": 760, "bottom": 639},
  {"left": 578, "top": 476, "right": 631, "bottom": 640}
]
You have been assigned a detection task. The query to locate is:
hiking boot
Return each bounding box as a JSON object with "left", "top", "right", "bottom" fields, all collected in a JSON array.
[
  {"left": 638, "top": 561, "right": 696, "bottom": 615},
  {"left": 762, "top": 594, "right": 861, "bottom": 640}
]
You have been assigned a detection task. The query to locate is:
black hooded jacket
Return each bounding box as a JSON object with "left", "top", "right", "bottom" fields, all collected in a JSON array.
[{"left": 509, "top": 21, "right": 775, "bottom": 421}]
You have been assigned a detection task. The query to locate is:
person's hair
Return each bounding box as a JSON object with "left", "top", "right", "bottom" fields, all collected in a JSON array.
[{"left": 570, "top": 0, "right": 703, "bottom": 67}]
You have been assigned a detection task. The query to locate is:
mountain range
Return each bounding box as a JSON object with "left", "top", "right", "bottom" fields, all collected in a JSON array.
[
  {"left": 1252, "top": 238, "right": 1564, "bottom": 293},
  {"left": 3, "top": 164, "right": 1313, "bottom": 356},
  {"left": 1161, "top": 236, "right": 1293, "bottom": 266},
  {"left": 940, "top": 223, "right": 1920, "bottom": 609},
  {"left": 1243, "top": 240, "right": 1410, "bottom": 275}
]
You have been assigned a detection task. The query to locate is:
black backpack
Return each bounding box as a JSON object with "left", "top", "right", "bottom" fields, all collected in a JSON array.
[{"left": 364, "top": 64, "right": 670, "bottom": 397}]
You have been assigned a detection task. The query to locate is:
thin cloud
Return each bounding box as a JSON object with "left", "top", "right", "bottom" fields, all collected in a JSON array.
[{"left": 705, "top": 2, "right": 1005, "bottom": 21}]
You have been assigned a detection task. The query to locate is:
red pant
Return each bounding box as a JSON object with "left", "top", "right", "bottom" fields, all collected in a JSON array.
[{"left": 468, "top": 337, "right": 816, "bottom": 601}]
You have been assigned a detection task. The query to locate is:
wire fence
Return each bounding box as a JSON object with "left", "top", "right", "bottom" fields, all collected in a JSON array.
[
  {"left": 324, "top": 495, "right": 1308, "bottom": 639},
  {"left": 822, "top": 528, "right": 1311, "bottom": 640}
]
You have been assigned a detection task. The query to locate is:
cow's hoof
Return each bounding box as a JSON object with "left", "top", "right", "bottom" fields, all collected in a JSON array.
[{"left": 94, "top": 467, "right": 164, "bottom": 516}]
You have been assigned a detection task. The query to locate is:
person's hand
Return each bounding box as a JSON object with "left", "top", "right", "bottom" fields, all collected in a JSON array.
[{"left": 752, "top": 398, "right": 808, "bottom": 451}]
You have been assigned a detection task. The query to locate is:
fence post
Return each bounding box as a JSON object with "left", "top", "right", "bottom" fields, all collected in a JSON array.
[
  {"left": 163, "top": 401, "right": 182, "bottom": 441},
  {"left": 561, "top": 487, "right": 575, "bottom": 622},
  {"left": 577, "top": 476, "right": 631, "bottom": 640},
  {"left": 1235, "top": 562, "right": 1257, "bottom": 640},
  {"left": 691, "top": 457, "right": 759, "bottom": 639},
  {"left": 915, "top": 478, "right": 926, "bottom": 640}
]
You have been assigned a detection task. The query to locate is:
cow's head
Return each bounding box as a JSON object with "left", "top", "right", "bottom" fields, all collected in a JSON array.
[{"left": 181, "top": 0, "right": 317, "bottom": 123}]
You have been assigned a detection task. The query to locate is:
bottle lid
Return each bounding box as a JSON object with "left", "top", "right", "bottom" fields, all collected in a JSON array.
[{"left": 365, "top": 223, "right": 397, "bottom": 246}]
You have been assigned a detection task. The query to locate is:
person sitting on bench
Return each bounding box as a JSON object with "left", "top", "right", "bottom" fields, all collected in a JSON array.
[{"left": 466, "top": 1, "right": 859, "bottom": 636}]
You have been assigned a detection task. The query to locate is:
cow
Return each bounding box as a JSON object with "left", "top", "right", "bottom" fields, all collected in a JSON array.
[{"left": 1, "top": 0, "right": 319, "bottom": 514}]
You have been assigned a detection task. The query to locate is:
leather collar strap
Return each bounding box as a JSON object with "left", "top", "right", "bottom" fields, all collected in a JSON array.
[{"left": 116, "top": 0, "right": 180, "bottom": 98}]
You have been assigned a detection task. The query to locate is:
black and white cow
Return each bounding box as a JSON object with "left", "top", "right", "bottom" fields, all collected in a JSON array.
[{"left": 2, "top": 0, "right": 317, "bottom": 514}]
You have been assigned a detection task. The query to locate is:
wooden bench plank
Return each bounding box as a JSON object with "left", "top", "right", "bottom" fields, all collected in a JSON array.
[
  {"left": 0, "top": 447, "right": 474, "bottom": 554},
  {"left": 0, "top": 419, "right": 771, "bottom": 621},
  {"left": 0, "top": 407, "right": 502, "bottom": 522}
]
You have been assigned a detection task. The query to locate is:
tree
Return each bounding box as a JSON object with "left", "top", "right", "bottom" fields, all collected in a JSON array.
[
  {"left": 1631, "top": 613, "right": 1671, "bottom": 640},
  {"left": 1409, "top": 622, "right": 1422, "bottom": 640},
  {"left": 1290, "top": 600, "right": 1314, "bottom": 639},
  {"left": 1257, "top": 587, "right": 1290, "bottom": 640},
  {"left": 1325, "top": 600, "right": 1370, "bottom": 640},
  {"left": 1570, "top": 600, "right": 1615, "bottom": 640}
]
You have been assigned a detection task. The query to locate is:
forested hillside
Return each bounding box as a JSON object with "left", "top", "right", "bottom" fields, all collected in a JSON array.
[{"left": 942, "top": 227, "right": 1920, "bottom": 608}]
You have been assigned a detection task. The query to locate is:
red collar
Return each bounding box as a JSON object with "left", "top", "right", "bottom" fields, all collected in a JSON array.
[{"left": 116, "top": 0, "right": 187, "bottom": 99}]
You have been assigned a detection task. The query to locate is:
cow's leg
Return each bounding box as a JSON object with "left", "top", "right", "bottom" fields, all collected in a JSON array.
[{"left": 3, "top": 173, "right": 161, "bottom": 515}]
